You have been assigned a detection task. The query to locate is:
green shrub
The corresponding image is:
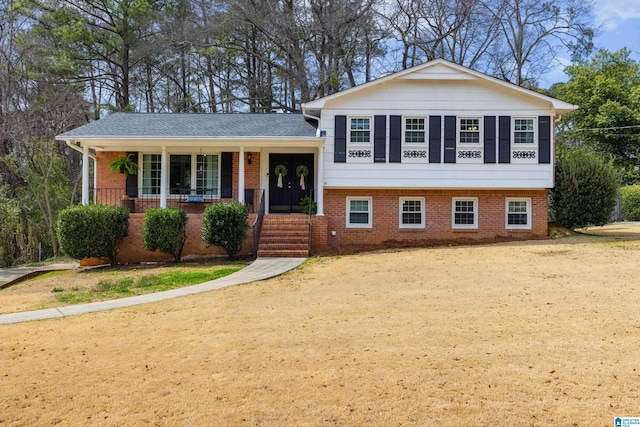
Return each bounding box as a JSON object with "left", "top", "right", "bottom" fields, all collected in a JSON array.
[
  {"left": 619, "top": 185, "right": 640, "bottom": 221},
  {"left": 300, "top": 195, "right": 317, "bottom": 214},
  {"left": 550, "top": 146, "right": 621, "bottom": 229},
  {"left": 202, "top": 201, "right": 249, "bottom": 260},
  {"left": 142, "top": 208, "right": 188, "bottom": 261},
  {"left": 56, "top": 204, "right": 129, "bottom": 266}
]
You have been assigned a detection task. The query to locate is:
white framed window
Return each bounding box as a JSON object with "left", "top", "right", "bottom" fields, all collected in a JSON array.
[
  {"left": 346, "top": 197, "right": 372, "bottom": 228},
  {"left": 506, "top": 198, "right": 531, "bottom": 229},
  {"left": 403, "top": 117, "right": 426, "bottom": 144},
  {"left": 142, "top": 154, "right": 161, "bottom": 195},
  {"left": 452, "top": 197, "right": 478, "bottom": 229},
  {"left": 513, "top": 118, "right": 535, "bottom": 144},
  {"left": 196, "top": 154, "right": 220, "bottom": 197},
  {"left": 349, "top": 117, "right": 371, "bottom": 144},
  {"left": 142, "top": 153, "right": 220, "bottom": 197},
  {"left": 399, "top": 197, "right": 425, "bottom": 228},
  {"left": 459, "top": 118, "right": 480, "bottom": 144}
]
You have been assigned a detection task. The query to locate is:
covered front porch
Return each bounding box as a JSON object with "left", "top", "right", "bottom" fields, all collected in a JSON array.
[
  {"left": 56, "top": 113, "right": 326, "bottom": 216},
  {"left": 71, "top": 147, "right": 325, "bottom": 216}
]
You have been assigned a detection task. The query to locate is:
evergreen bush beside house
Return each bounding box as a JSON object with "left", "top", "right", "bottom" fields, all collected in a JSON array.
[
  {"left": 142, "top": 208, "right": 188, "bottom": 261},
  {"left": 202, "top": 202, "right": 249, "bottom": 260},
  {"left": 549, "top": 146, "right": 621, "bottom": 229},
  {"left": 619, "top": 185, "right": 640, "bottom": 221},
  {"left": 57, "top": 204, "right": 129, "bottom": 266}
]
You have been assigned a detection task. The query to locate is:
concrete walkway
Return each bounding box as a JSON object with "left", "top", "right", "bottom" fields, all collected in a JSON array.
[{"left": 0, "top": 258, "right": 306, "bottom": 325}]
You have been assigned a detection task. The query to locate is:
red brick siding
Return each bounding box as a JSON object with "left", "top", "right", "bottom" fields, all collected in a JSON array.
[
  {"left": 118, "top": 213, "right": 257, "bottom": 263},
  {"left": 96, "top": 151, "right": 126, "bottom": 203},
  {"left": 314, "top": 189, "right": 548, "bottom": 253}
]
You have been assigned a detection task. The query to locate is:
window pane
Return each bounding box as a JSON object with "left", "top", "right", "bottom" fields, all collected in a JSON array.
[
  {"left": 142, "top": 154, "right": 161, "bottom": 195},
  {"left": 196, "top": 154, "right": 219, "bottom": 196},
  {"left": 350, "top": 118, "right": 370, "bottom": 143},
  {"left": 350, "top": 199, "right": 369, "bottom": 212},
  {"left": 514, "top": 119, "right": 534, "bottom": 144},
  {"left": 508, "top": 213, "right": 528, "bottom": 225},
  {"left": 460, "top": 118, "right": 479, "bottom": 143},
  {"left": 350, "top": 212, "right": 369, "bottom": 224},
  {"left": 454, "top": 200, "right": 475, "bottom": 225},
  {"left": 405, "top": 118, "right": 425, "bottom": 143},
  {"left": 508, "top": 201, "right": 529, "bottom": 225},
  {"left": 349, "top": 199, "right": 370, "bottom": 225},
  {"left": 402, "top": 199, "right": 423, "bottom": 225},
  {"left": 170, "top": 155, "right": 191, "bottom": 194}
]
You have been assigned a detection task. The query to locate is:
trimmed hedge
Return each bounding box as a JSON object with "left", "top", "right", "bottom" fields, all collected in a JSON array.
[
  {"left": 57, "top": 204, "right": 129, "bottom": 266},
  {"left": 142, "top": 208, "right": 188, "bottom": 261},
  {"left": 620, "top": 185, "right": 640, "bottom": 221},
  {"left": 202, "top": 201, "right": 248, "bottom": 260},
  {"left": 550, "top": 146, "right": 621, "bottom": 229}
]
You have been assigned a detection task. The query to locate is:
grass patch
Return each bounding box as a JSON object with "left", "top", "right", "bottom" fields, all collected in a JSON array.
[{"left": 54, "top": 265, "right": 243, "bottom": 305}]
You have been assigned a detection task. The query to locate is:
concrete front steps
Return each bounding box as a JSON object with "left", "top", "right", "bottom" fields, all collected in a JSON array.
[{"left": 257, "top": 214, "right": 310, "bottom": 257}]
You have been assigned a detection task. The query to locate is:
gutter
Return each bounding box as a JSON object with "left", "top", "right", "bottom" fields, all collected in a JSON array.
[
  {"left": 64, "top": 140, "right": 97, "bottom": 160},
  {"left": 302, "top": 107, "right": 323, "bottom": 138}
]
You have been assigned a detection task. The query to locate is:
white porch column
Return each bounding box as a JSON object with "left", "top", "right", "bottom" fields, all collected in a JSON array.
[
  {"left": 81, "top": 144, "right": 89, "bottom": 205},
  {"left": 238, "top": 147, "right": 245, "bottom": 204},
  {"left": 160, "top": 146, "right": 167, "bottom": 208},
  {"left": 316, "top": 144, "right": 324, "bottom": 216}
]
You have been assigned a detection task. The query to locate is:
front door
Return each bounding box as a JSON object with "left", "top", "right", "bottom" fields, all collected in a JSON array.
[{"left": 269, "top": 153, "right": 314, "bottom": 213}]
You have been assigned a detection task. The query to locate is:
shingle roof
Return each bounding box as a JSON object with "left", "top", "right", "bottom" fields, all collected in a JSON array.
[{"left": 57, "top": 113, "right": 318, "bottom": 139}]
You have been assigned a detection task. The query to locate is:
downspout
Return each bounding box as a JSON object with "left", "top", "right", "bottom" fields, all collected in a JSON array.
[
  {"left": 301, "top": 108, "right": 321, "bottom": 137},
  {"left": 301, "top": 108, "right": 324, "bottom": 255}
]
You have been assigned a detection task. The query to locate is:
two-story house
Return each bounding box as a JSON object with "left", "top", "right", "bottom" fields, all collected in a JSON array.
[{"left": 57, "top": 59, "right": 576, "bottom": 262}]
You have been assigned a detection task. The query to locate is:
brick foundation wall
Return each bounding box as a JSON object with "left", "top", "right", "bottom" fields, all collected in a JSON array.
[
  {"left": 118, "top": 213, "right": 257, "bottom": 263},
  {"left": 313, "top": 189, "right": 548, "bottom": 254}
]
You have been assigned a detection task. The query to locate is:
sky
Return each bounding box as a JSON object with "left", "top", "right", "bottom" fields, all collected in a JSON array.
[{"left": 541, "top": 0, "right": 640, "bottom": 87}]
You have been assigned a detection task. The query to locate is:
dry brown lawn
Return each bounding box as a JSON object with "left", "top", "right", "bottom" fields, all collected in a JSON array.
[{"left": 2, "top": 224, "right": 640, "bottom": 426}]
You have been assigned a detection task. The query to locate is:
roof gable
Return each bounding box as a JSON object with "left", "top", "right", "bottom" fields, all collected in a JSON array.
[{"left": 303, "top": 59, "right": 576, "bottom": 115}]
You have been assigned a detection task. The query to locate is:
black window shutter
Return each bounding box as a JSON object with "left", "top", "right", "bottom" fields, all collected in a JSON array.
[
  {"left": 429, "top": 116, "right": 441, "bottom": 163},
  {"left": 125, "top": 151, "right": 138, "bottom": 197},
  {"left": 221, "top": 152, "right": 233, "bottom": 198},
  {"left": 334, "top": 115, "right": 347, "bottom": 163},
  {"left": 498, "top": 116, "right": 511, "bottom": 163},
  {"left": 484, "top": 116, "right": 496, "bottom": 163},
  {"left": 389, "top": 115, "right": 402, "bottom": 163},
  {"left": 538, "top": 115, "right": 551, "bottom": 164},
  {"left": 374, "top": 115, "right": 387, "bottom": 163},
  {"left": 444, "top": 116, "right": 456, "bottom": 163}
]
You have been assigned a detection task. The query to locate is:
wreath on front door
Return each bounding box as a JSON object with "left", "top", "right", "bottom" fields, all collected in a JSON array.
[
  {"left": 274, "top": 164, "right": 288, "bottom": 188},
  {"left": 296, "top": 165, "right": 309, "bottom": 190}
]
